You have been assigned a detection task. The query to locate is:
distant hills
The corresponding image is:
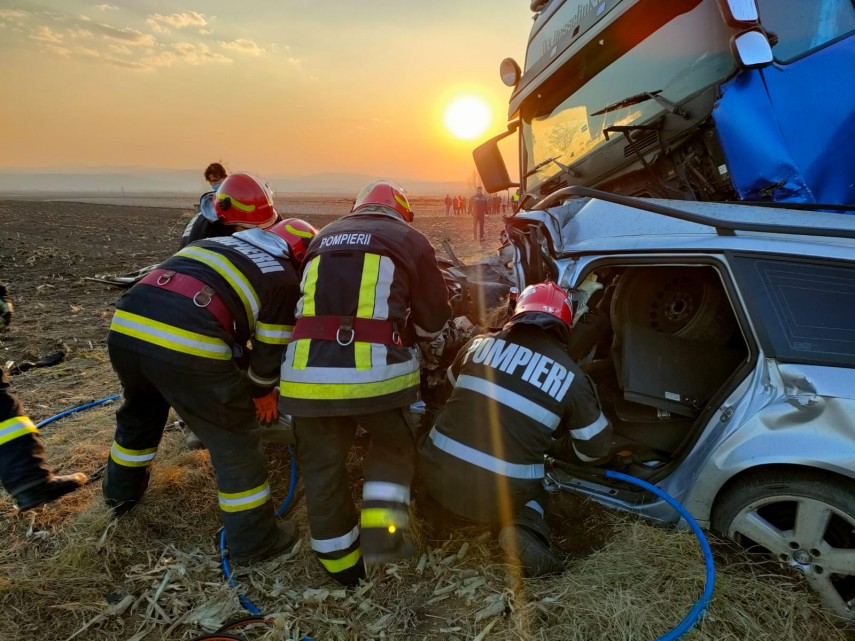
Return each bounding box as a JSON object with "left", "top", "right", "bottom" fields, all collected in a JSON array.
[{"left": 0, "top": 167, "right": 473, "bottom": 197}]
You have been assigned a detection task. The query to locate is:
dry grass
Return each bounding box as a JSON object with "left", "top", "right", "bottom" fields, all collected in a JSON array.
[{"left": 1, "top": 352, "right": 851, "bottom": 641}]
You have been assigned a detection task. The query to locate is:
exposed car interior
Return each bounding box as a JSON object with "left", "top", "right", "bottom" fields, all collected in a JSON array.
[{"left": 564, "top": 264, "right": 750, "bottom": 480}]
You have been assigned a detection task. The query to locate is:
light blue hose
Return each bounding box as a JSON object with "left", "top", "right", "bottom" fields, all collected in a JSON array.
[
  {"left": 35, "top": 394, "right": 121, "bottom": 429},
  {"left": 605, "top": 470, "right": 716, "bottom": 641}
]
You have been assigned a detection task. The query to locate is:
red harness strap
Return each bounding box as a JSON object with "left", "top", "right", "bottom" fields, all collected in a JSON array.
[
  {"left": 138, "top": 269, "right": 236, "bottom": 337},
  {"left": 292, "top": 315, "right": 402, "bottom": 346}
]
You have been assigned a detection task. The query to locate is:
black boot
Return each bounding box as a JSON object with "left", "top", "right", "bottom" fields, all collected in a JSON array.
[
  {"left": 498, "top": 525, "right": 564, "bottom": 577},
  {"left": 14, "top": 472, "right": 89, "bottom": 512},
  {"left": 230, "top": 519, "right": 299, "bottom": 565}
]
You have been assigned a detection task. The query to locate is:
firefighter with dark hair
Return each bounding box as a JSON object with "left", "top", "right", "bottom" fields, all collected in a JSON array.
[
  {"left": 419, "top": 281, "right": 612, "bottom": 576},
  {"left": 279, "top": 179, "right": 452, "bottom": 585},
  {"left": 103, "top": 173, "right": 317, "bottom": 564},
  {"left": 0, "top": 281, "right": 88, "bottom": 511}
]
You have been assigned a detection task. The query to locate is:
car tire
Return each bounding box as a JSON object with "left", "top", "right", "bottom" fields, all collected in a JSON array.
[
  {"left": 610, "top": 266, "right": 736, "bottom": 344},
  {"left": 711, "top": 468, "right": 855, "bottom": 621}
]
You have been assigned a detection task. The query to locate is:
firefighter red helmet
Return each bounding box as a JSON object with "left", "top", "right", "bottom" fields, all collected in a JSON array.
[
  {"left": 510, "top": 281, "right": 573, "bottom": 330},
  {"left": 268, "top": 218, "right": 318, "bottom": 264},
  {"left": 352, "top": 179, "right": 414, "bottom": 223},
  {"left": 213, "top": 172, "right": 278, "bottom": 228}
]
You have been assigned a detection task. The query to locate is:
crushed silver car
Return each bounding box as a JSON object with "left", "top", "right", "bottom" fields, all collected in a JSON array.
[{"left": 457, "top": 187, "right": 855, "bottom": 620}]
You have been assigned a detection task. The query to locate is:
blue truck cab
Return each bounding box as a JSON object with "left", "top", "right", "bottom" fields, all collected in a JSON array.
[{"left": 476, "top": 0, "right": 855, "bottom": 208}]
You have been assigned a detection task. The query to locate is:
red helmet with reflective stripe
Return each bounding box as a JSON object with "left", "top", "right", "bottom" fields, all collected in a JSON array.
[
  {"left": 352, "top": 179, "right": 414, "bottom": 223},
  {"left": 268, "top": 218, "right": 318, "bottom": 265},
  {"left": 510, "top": 281, "right": 573, "bottom": 331},
  {"left": 213, "top": 172, "right": 278, "bottom": 228}
]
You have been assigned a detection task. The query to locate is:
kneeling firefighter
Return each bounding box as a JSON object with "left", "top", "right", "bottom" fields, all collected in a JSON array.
[
  {"left": 0, "top": 281, "right": 88, "bottom": 511},
  {"left": 104, "top": 172, "right": 318, "bottom": 564},
  {"left": 279, "top": 180, "right": 452, "bottom": 585},
  {"left": 419, "top": 282, "right": 612, "bottom": 576}
]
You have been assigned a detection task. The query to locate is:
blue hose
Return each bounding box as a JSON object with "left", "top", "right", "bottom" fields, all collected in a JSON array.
[
  {"left": 605, "top": 470, "right": 715, "bottom": 641},
  {"left": 35, "top": 394, "right": 121, "bottom": 429}
]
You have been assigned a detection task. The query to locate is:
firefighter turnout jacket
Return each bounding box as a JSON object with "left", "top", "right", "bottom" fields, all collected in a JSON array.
[
  {"left": 279, "top": 208, "right": 452, "bottom": 416},
  {"left": 419, "top": 323, "right": 612, "bottom": 523},
  {"left": 179, "top": 192, "right": 233, "bottom": 248},
  {"left": 110, "top": 228, "right": 300, "bottom": 396}
]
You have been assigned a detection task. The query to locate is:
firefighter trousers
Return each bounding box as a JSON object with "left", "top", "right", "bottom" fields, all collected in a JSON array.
[
  {"left": 104, "top": 342, "right": 283, "bottom": 563},
  {"left": 0, "top": 365, "right": 51, "bottom": 499},
  {"left": 295, "top": 407, "right": 416, "bottom": 585}
]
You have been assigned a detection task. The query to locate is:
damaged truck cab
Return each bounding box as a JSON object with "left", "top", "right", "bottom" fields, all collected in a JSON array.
[{"left": 476, "top": 0, "right": 855, "bottom": 205}]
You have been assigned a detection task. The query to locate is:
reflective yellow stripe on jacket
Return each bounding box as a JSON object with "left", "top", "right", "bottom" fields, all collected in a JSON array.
[
  {"left": 177, "top": 246, "right": 260, "bottom": 330},
  {"left": 0, "top": 416, "right": 38, "bottom": 446},
  {"left": 110, "top": 310, "right": 232, "bottom": 360},
  {"left": 255, "top": 322, "right": 293, "bottom": 346},
  {"left": 292, "top": 257, "right": 320, "bottom": 370}
]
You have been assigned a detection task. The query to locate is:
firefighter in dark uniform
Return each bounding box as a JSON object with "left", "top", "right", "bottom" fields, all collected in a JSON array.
[
  {"left": 419, "top": 282, "right": 612, "bottom": 576},
  {"left": 279, "top": 180, "right": 452, "bottom": 585},
  {"left": 180, "top": 167, "right": 278, "bottom": 248},
  {"left": 0, "top": 281, "right": 88, "bottom": 510},
  {"left": 104, "top": 172, "right": 318, "bottom": 565}
]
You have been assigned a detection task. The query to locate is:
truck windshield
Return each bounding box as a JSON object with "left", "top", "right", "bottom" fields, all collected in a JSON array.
[{"left": 521, "top": 0, "right": 733, "bottom": 193}]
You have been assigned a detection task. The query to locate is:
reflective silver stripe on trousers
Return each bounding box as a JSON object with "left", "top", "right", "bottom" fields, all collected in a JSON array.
[
  {"left": 456, "top": 374, "right": 561, "bottom": 430},
  {"left": 525, "top": 500, "right": 544, "bottom": 517},
  {"left": 311, "top": 525, "right": 360, "bottom": 553},
  {"left": 569, "top": 412, "right": 610, "bottom": 441},
  {"left": 363, "top": 481, "right": 410, "bottom": 505},
  {"left": 428, "top": 428, "right": 544, "bottom": 480}
]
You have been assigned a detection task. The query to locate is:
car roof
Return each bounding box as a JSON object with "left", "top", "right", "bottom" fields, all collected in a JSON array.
[{"left": 513, "top": 197, "right": 855, "bottom": 261}]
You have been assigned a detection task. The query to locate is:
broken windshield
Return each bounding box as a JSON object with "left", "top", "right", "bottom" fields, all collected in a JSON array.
[{"left": 521, "top": 0, "right": 733, "bottom": 194}]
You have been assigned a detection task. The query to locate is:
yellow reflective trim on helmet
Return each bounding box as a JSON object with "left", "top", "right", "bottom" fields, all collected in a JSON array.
[
  {"left": 361, "top": 507, "right": 409, "bottom": 530},
  {"left": 0, "top": 416, "right": 38, "bottom": 446},
  {"left": 393, "top": 193, "right": 411, "bottom": 212},
  {"left": 319, "top": 547, "right": 363, "bottom": 574},
  {"left": 217, "top": 190, "right": 257, "bottom": 213},
  {"left": 177, "top": 246, "right": 259, "bottom": 329},
  {"left": 281, "top": 370, "right": 419, "bottom": 400},
  {"left": 285, "top": 223, "right": 314, "bottom": 238}
]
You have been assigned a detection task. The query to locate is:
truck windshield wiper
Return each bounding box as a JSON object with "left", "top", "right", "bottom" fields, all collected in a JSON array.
[
  {"left": 591, "top": 89, "right": 688, "bottom": 118},
  {"left": 523, "top": 155, "right": 578, "bottom": 179}
]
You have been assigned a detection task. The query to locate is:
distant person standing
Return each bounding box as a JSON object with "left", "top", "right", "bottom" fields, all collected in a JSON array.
[
  {"left": 444, "top": 194, "right": 453, "bottom": 217},
  {"left": 457, "top": 195, "right": 464, "bottom": 216},
  {"left": 471, "top": 186, "right": 489, "bottom": 242},
  {"left": 205, "top": 163, "right": 228, "bottom": 190}
]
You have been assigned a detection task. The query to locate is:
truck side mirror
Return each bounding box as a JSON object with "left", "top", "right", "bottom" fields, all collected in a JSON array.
[
  {"left": 717, "top": 0, "right": 759, "bottom": 27},
  {"left": 473, "top": 122, "right": 520, "bottom": 194},
  {"left": 730, "top": 29, "right": 774, "bottom": 68}
]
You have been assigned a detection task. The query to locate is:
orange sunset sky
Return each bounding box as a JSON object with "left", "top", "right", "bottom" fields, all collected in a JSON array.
[{"left": 0, "top": 2, "right": 533, "bottom": 183}]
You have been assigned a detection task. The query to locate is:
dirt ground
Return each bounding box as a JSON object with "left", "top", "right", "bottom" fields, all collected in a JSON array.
[{"left": 0, "top": 196, "right": 849, "bottom": 641}]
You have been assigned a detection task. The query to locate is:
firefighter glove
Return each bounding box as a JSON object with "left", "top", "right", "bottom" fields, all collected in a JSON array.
[{"left": 253, "top": 389, "right": 278, "bottom": 426}]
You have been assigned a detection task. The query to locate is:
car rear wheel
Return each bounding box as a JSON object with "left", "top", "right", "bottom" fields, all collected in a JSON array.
[{"left": 711, "top": 469, "right": 855, "bottom": 621}]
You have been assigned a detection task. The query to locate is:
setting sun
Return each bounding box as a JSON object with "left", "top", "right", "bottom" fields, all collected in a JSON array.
[{"left": 443, "top": 96, "right": 492, "bottom": 141}]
